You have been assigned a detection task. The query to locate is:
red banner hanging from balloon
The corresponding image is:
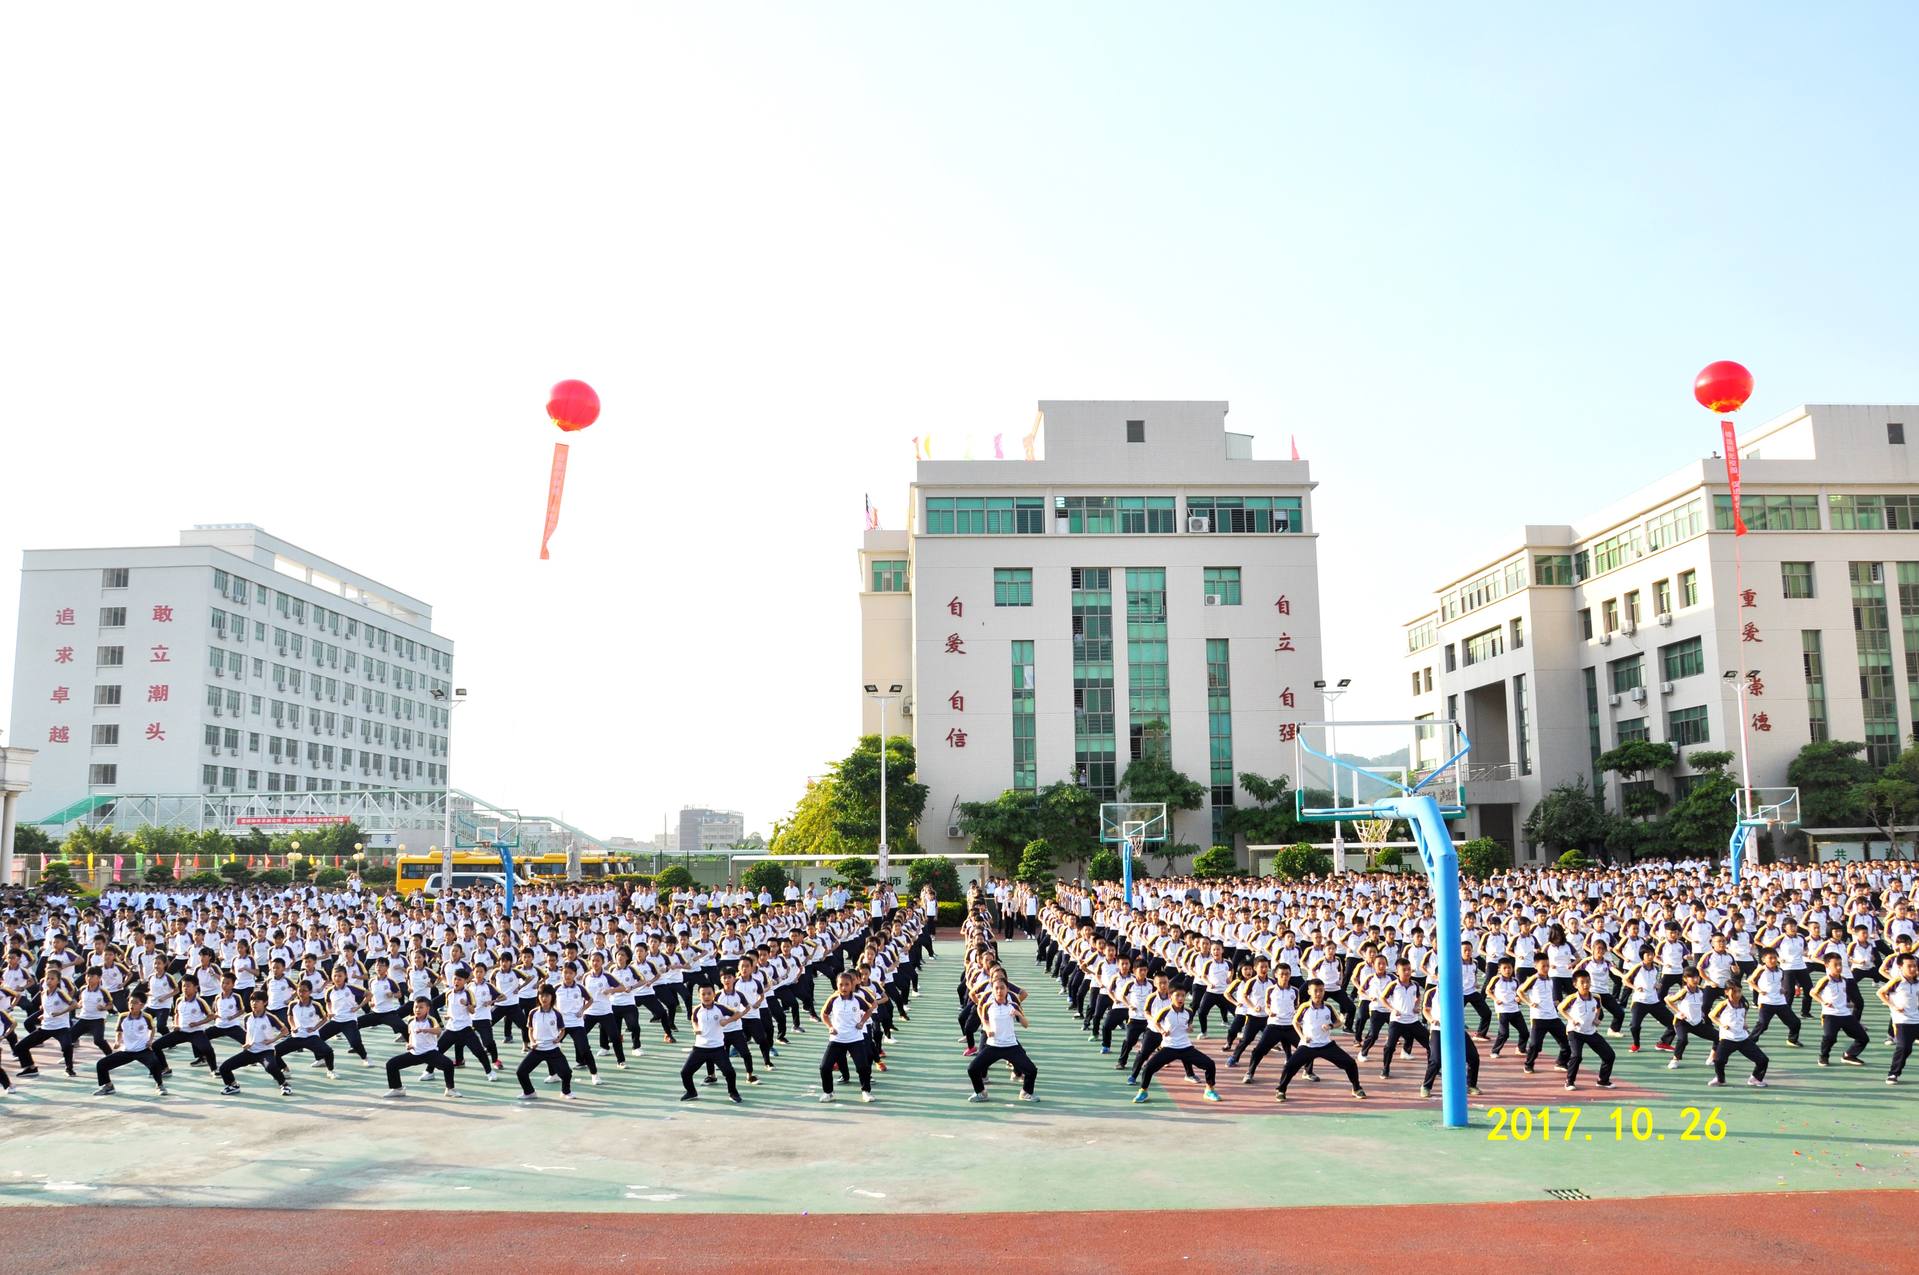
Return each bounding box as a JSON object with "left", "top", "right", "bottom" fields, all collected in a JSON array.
[
  {"left": 540, "top": 442, "right": 570, "bottom": 560},
  {"left": 1720, "top": 419, "right": 1746, "bottom": 536}
]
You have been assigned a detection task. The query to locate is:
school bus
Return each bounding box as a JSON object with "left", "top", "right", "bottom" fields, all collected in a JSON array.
[{"left": 392, "top": 850, "right": 634, "bottom": 896}]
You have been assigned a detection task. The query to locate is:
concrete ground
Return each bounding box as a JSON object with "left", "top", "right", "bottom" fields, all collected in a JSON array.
[{"left": 2, "top": 938, "right": 1915, "bottom": 1217}]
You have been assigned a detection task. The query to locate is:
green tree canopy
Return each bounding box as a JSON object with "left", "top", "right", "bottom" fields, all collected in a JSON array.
[
  {"left": 1523, "top": 780, "right": 1605, "bottom": 857},
  {"left": 1854, "top": 744, "right": 1919, "bottom": 854},
  {"left": 1015, "top": 838, "right": 1058, "bottom": 894},
  {"left": 654, "top": 863, "right": 695, "bottom": 890},
  {"left": 1664, "top": 752, "right": 1738, "bottom": 858},
  {"left": 741, "top": 861, "right": 790, "bottom": 896},
  {"left": 1456, "top": 836, "right": 1511, "bottom": 878},
  {"left": 1222, "top": 772, "right": 1317, "bottom": 849},
  {"left": 1192, "top": 845, "right": 1241, "bottom": 878},
  {"left": 1598, "top": 739, "right": 1676, "bottom": 821},
  {"left": 1273, "top": 842, "right": 1329, "bottom": 880},
  {"left": 1787, "top": 739, "right": 1872, "bottom": 826},
  {"left": 829, "top": 734, "right": 930, "bottom": 850},
  {"left": 955, "top": 780, "right": 1101, "bottom": 876},
  {"left": 906, "top": 855, "right": 963, "bottom": 902},
  {"left": 13, "top": 824, "right": 55, "bottom": 858},
  {"left": 1119, "top": 754, "right": 1205, "bottom": 811}
]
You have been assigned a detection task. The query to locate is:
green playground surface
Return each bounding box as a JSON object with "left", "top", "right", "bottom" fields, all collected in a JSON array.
[{"left": 2, "top": 938, "right": 1914, "bottom": 1215}]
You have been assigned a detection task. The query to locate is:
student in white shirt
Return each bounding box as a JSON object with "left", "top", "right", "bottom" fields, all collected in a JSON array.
[
  {"left": 678, "top": 983, "right": 749, "bottom": 1102},
  {"left": 1877, "top": 951, "right": 1919, "bottom": 1083},
  {"left": 1557, "top": 970, "right": 1616, "bottom": 1091},
  {"left": 514, "top": 986, "right": 575, "bottom": 1100},
  {"left": 216, "top": 992, "right": 293, "bottom": 1095},
  {"left": 1811, "top": 953, "right": 1870, "bottom": 1067},
  {"left": 382, "top": 998, "right": 458, "bottom": 1098},
  {"left": 817, "top": 973, "right": 875, "bottom": 1103},
  {"left": 1707, "top": 981, "right": 1768, "bottom": 1088},
  {"left": 1131, "top": 989, "right": 1221, "bottom": 1103},
  {"left": 92, "top": 991, "right": 169, "bottom": 1096},
  {"left": 1274, "top": 979, "right": 1366, "bottom": 1102},
  {"left": 966, "top": 975, "right": 1037, "bottom": 1101}
]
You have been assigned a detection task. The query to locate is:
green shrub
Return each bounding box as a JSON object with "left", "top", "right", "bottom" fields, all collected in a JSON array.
[
  {"left": 183, "top": 872, "right": 224, "bottom": 888},
  {"left": 1273, "top": 842, "right": 1330, "bottom": 880},
  {"left": 1556, "top": 849, "right": 1591, "bottom": 869},
  {"left": 255, "top": 868, "right": 292, "bottom": 887},
  {"left": 1374, "top": 847, "right": 1405, "bottom": 870},
  {"left": 143, "top": 861, "right": 175, "bottom": 884},
  {"left": 654, "top": 864, "right": 695, "bottom": 890},
  {"left": 741, "top": 861, "right": 790, "bottom": 896},
  {"left": 362, "top": 865, "right": 396, "bottom": 887},
  {"left": 1192, "top": 845, "right": 1241, "bottom": 878},
  {"left": 1457, "top": 836, "right": 1512, "bottom": 878},
  {"left": 906, "top": 855, "right": 964, "bottom": 902},
  {"left": 218, "top": 859, "right": 251, "bottom": 882},
  {"left": 314, "top": 867, "right": 348, "bottom": 887},
  {"left": 1087, "top": 847, "right": 1124, "bottom": 882},
  {"left": 936, "top": 901, "right": 968, "bottom": 927}
]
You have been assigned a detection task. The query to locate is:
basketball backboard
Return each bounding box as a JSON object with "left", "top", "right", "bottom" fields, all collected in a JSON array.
[
  {"left": 1292, "top": 718, "right": 1467, "bottom": 822},
  {"left": 1099, "top": 801, "right": 1169, "bottom": 845}
]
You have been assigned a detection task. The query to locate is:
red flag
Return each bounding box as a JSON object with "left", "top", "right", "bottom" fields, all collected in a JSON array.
[
  {"left": 1720, "top": 420, "right": 1746, "bottom": 536},
  {"left": 112, "top": 854, "right": 123, "bottom": 883},
  {"left": 1290, "top": 434, "right": 1300, "bottom": 461},
  {"left": 539, "top": 442, "right": 570, "bottom": 560}
]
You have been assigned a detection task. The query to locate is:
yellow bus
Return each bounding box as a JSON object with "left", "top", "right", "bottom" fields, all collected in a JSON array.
[{"left": 392, "top": 850, "right": 634, "bottom": 896}]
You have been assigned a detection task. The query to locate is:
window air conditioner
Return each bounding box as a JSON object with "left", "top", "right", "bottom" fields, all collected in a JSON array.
[
  {"left": 1186, "top": 516, "right": 1211, "bottom": 533},
  {"left": 1631, "top": 686, "right": 1648, "bottom": 703},
  {"left": 1656, "top": 613, "right": 1673, "bottom": 626},
  {"left": 947, "top": 821, "right": 962, "bottom": 838},
  {"left": 900, "top": 695, "right": 913, "bottom": 716},
  {"left": 212, "top": 705, "right": 223, "bottom": 717},
  {"left": 1607, "top": 693, "right": 1620, "bottom": 707},
  {"left": 1621, "top": 622, "right": 1637, "bottom": 637},
  {"left": 1204, "top": 594, "right": 1223, "bottom": 607},
  {"left": 213, "top": 667, "right": 223, "bottom": 678},
  {"left": 1599, "top": 632, "right": 1613, "bottom": 645},
  {"left": 1660, "top": 681, "right": 1675, "bottom": 694}
]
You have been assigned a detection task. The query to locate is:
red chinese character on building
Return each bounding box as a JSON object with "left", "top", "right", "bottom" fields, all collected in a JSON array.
[
  {"left": 1280, "top": 686, "right": 1297, "bottom": 708},
  {"left": 945, "top": 727, "right": 968, "bottom": 748},
  {"left": 54, "top": 645, "right": 74, "bottom": 663},
  {"left": 150, "top": 644, "right": 171, "bottom": 663},
  {"left": 1276, "top": 723, "right": 1298, "bottom": 742},
  {"left": 50, "top": 686, "right": 69, "bottom": 703},
  {"left": 47, "top": 726, "right": 69, "bottom": 743},
  {"left": 151, "top": 605, "right": 173, "bottom": 622},
  {"left": 1745, "top": 672, "right": 1765, "bottom": 697},
  {"left": 145, "top": 722, "right": 166, "bottom": 742},
  {"left": 944, "top": 634, "right": 967, "bottom": 655},
  {"left": 1751, "top": 711, "right": 1772, "bottom": 733},
  {"left": 1741, "top": 622, "right": 1762, "bottom": 643},
  {"left": 1739, "top": 588, "right": 1757, "bottom": 608},
  {"left": 1274, "top": 633, "right": 1295, "bottom": 652},
  {"left": 948, "top": 691, "right": 965, "bottom": 711},
  {"left": 1274, "top": 595, "right": 1291, "bottom": 615},
  {"left": 147, "top": 684, "right": 169, "bottom": 703},
  {"left": 948, "top": 596, "right": 964, "bottom": 618},
  {"left": 53, "top": 607, "right": 74, "bottom": 625}
]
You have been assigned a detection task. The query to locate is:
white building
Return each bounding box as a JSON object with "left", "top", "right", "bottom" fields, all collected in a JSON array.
[
  {"left": 678, "top": 806, "right": 745, "bottom": 853},
  {"left": 1404, "top": 404, "right": 1919, "bottom": 861},
  {"left": 7, "top": 525, "right": 455, "bottom": 825},
  {"left": 860, "top": 400, "right": 1325, "bottom": 862}
]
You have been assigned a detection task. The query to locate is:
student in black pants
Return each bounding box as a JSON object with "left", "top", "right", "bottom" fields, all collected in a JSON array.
[
  {"left": 383, "top": 999, "right": 457, "bottom": 1097},
  {"left": 679, "top": 985, "right": 747, "bottom": 1102},
  {"left": 93, "top": 993, "right": 168, "bottom": 1096},
  {"left": 1275, "top": 982, "right": 1366, "bottom": 1102},
  {"left": 1417, "top": 987, "right": 1480, "bottom": 1099},
  {"left": 13, "top": 973, "right": 79, "bottom": 1077},
  {"left": 966, "top": 983, "right": 1038, "bottom": 1102},
  {"left": 217, "top": 994, "right": 293, "bottom": 1095},
  {"left": 1810, "top": 956, "right": 1869, "bottom": 1065},
  {"left": 1517, "top": 960, "right": 1571, "bottom": 1074},
  {"left": 515, "top": 988, "right": 575, "bottom": 1100}
]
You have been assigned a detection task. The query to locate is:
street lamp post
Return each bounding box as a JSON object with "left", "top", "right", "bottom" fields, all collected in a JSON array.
[
  {"left": 1723, "top": 669, "right": 1759, "bottom": 879},
  {"left": 432, "top": 687, "right": 468, "bottom": 900},
  {"left": 864, "top": 682, "right": 904, "bottom": 889},
  {"left": 1313, "top": 678, "right": 1353, "bottom": 873}
]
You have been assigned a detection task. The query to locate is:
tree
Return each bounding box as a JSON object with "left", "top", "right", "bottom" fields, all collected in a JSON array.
[
  {"left": 1015, "top": 838, "right": 1058, "bottom": 895},
  {"left": 13, "top": 824, "right": 55, "bottom": 859},
  {"left": 219, "top": 858, "right": 252, "bottom": 884},
  {"left": 1557, "top": 849, "right": 1592, "bottom": 869},
  {"left": 1665, "top": 751, "right": 1739, "bottom": 858},
  {"left": 1854, "top": 745, "right": 1919, "bottom": 857},
  {"left": 1273, "top": 842, "right": 1329, "bottom": 880},
  {"left": 906, "top": 855, "right": 963, "bottom": 902},
  {"left": 654, "top": 863, "right": 695, "bottom": 890},
  {"left": 741, "top": 861, "right": 790, "bottom": 896},
  {"left": 1119, "top": 754, "right": 1205, "bottom": 813},
  {"left": 831, "top": 857, "right": 875, "bottom": 890},
  {"left": 1087, "top": 847, "right": 1124, "bottom": 882},
  {"left": 956, "top": 781, "right": 1102, "bottom": 877},
  {"left": 1597, "top": 740, "right": 1677, "bottom": 827},
  {"left": 768, "top": 778, "right": 851, "bottom": 861},
  {"left": 1788, "top": 740, "right": 1872, "bottom": 826},
  {"left": 1457, "top": 836, "right": 1511, "bottom": 878},
  {"left": 143, "top": 859, "right": 175, "bottom": 884},
  {"left": 829, "top": 734, "right": 930, "bottom": 852},
  {"left": 1524, "top": 780, "right": 1606, "bottom": 859},
  {"left": 1192, "top": 845, "right": 1241, "bottom": 878},
  {"left": 1222, "top": 772, "right": 1316, "bottom": 851}
]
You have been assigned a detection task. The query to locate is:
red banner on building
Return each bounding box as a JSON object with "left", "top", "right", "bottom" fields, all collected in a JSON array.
[
  {"left": 1720, "top": 419, "right": 1746, "bottom": 536},
  {"left": 234, "top": 815, "right": 350, "bottom": 827}
]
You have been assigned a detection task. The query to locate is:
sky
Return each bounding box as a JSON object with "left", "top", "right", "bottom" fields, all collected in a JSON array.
[{"left": 4, "top": 4, "right": 1919, "bottom": 840}]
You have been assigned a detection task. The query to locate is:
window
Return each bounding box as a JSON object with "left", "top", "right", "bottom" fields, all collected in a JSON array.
[
  {"left": 1668, "top": 705, "right": 1710, "bottom": 747},
  {"left": 92, "top": 724, "right": 119, "bottom": 746},
  {"left": 1891, "top": 423, "right": 1906, "bottom": 445},
  {"left": 1609, "top": 655, "right": 1644, "bottom": 694},
  {"left": 1514, "top": 673, "right": 1531, "bottom": 776},
  {"left": 98, "top": 607, "right": 126, "bottom": 628},
  {"left": 1587, "top": 529, "right": 1640, "bottom": 576},
  {"left": 94, "top": 684, "right": 121, "bottom": 706},
  {"left": 1438, "top": 558, "right": 1528, "bottom": 621},
  {"left": 1203, "top": 567, "right": 1241, "bottom": 606},
  {"left": 1412, "top": 671, "right": 1423, "bottom": 695},
  {"left": 1803, "top": 629, "right": 1827, "bottom": 742},
  {"left": 96, "top": 645, "right": 124, "bottom": 667},
  {"left": 993, "top": 568, "right": 1034, "bottom": 607},
  {"left": 870, "top": 560, "right": 907, "bottom": 593},
  {"left": 1444, "top": 644, "right": 1457, "bottom": 673},
  {"left": 1616, "top": 717, "right": 1650, "bottom": 744},
  {"left": 1011, "top": 640, "right": 1036, "bottom": 791},
  {"left": 1533, "top": 555, "right": 1574, "bottom": 586},
  {"left": 1579, "top": 608, "right": 1593, "bottom": 640},
  {"left": 1184, "top": 496, "right": 1303, "bottom": 534},
  {"left": 102, "top": 568, "right": 129, "bottom": 589},
  {"left": 1644, "top": 499, "right": 1705, "bottom": 551},
  {"left": 1584, "top": 668, "right": 1603, "bottom": 790},
  {"left": 1115, "top": 496, "right": 1177, "bottom": 534},
  {"left": 1207, "top": 638, "right": 1234, "bottom": 845},
  {"left": 1653, "top": 578, "right": 1672, "bottom": 615},
  {"left": 1714, "top": 493, "right": 1820, "bottom": 531},
  {"left": 925, "top": 497, "right": 1044, "bottom": 536},
  {"left": 1055, "top": 496, "right": 1116, "bottom": 535},
  {"left": 88, "top": 764, "right": 118, "bottom": 786},
  {"left": 1464, "top": 627, "right": 1504, "bottom": 666},
  {"left": 1126, "top": 419, "right": 1145, "bottom": 443},
  {"left": 1407, "top": 620, "right": 1437, "bottom": 652},
  {"left": 1602, "top": 598, "right": 1619, "bottom": 634},
  {"left": 1851, "top": 561, "right": 1900, "bottom": 766},
  {"left": 1125, "top": 569, "right": 1169, "bottom": 763},
  {"left": 1830, "top": 493, "right": 1919, "bottom": 531},
  {"left": 1781, "top": 561, "right": 1814, "bottom": 599},
  {"left": 1423, "top": 668, "right": 1433, "bottom": 693},
  {"left": 1624, "top": 591, "right": 1641, "bottom": 626},
  {"left": 1679, "top": 570, "right": 1698, "bottom": 607},
  {"left": 1660, "top": 636, "right": 1704, "bottom": 681},
  {"left": 1510, "top": 617, "right": 1525, "bottom": 650}
]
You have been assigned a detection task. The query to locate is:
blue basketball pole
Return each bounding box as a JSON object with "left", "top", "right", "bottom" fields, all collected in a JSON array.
[
  {"left": 499, "top": 840, "right": 516, "bottom": 918},
  {"left": 1380, "top": 793, "right": 1469, "bottom": 1129},
  {"left": 1122, "top": 840, "right": 1134, "bottom": 909}
]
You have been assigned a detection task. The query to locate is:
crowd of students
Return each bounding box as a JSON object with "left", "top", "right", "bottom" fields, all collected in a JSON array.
[
  {"left": 0, "top": 878, "right": 934, "bottom": 1105},
  {"left": 1030, "top": 858, "right": 1919, "bottom": 1099}
]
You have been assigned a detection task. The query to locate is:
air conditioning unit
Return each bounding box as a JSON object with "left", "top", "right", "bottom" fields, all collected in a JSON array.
[
  {"left": 213, "top": 667, "right": 223, "bottom": 678},
  {"left": 1621, "top": 622, "right": 1637, "bottom": 637},
  {"left": 228, "top": 747, "right": 239, "bottom": 757},
  {"left": 208, "top": 744, "right": 220, "bottom": 755},
  {"left": 900, "top": 695, "right": 913, "bottom": 716},
  {"left": 1599, "top": 632, "right": 1614, "bottom": 645},
  {"left": 212, "top": 705, "right": 223, "bottom": 717},
  {"left": 1631, "top": 686, "right": 1648, "bottom": 703},
  {"left": 1607, "top": 693, "right": 1621, "bottom": 707},
  {"left": 1203, "top": 594, "right": 1223, "bottom": 607},
  {"left": 1186, "top": 516, "right": 1210, "bottom": 533},
  {"left": 1656, "top": 613, "right": 1673, "bottom": 626},
  {"left": 1659, "top": 680, "right": 1675, "bottom": 695},
  {"left": 947, "top": 821, "right": 962, "bottom": 838}
]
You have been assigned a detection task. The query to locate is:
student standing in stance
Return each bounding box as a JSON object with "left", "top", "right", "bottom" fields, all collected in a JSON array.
[
  {"left": 1811, "top": 953, "right": 1869, "bottom": 1066},
  {"left": 966, "top": 979, "right": 1038, "bottom": 1102},
  {"left": 678, "top": 984, "right": 747, "bottom": 1103},
  {"left": 217, "top": 992, "right": 293, "bottom": 1096},
  {"left": 93, "top": 990, "right": 168, "bottom": 1096},
  {"left": 383, "top": 998, "right": 458, "bottom": 1098},
  {"left": 1274, "top": 980, "right": 1366, "bottom": 1102},
  {"left": 515, "top": 986, "right": 575, "bottom": 1100},
  {"left": 1878, "top": 952, "right": 1919, "bottom": 1084},
  {"left": 1707, "top": 981, "right": 1769, "bottom": 1088},
  {"left": 1558, "top": 970, "right": 1616, "bottom": 1092},
  {"left": 1132, "top": 989, "right": 1221, "bottom": 1104},
  {"left": 818, "top": 974, "right": 875, "bottom": 1103}
]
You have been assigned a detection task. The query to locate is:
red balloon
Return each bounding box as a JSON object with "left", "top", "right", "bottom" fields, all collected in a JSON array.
[
  {"left": 547, "top": 379, "right": 600, "bottom": 432},
  {"left": 1694, "top": 361, "right": 1753, "bottom": 414}
]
